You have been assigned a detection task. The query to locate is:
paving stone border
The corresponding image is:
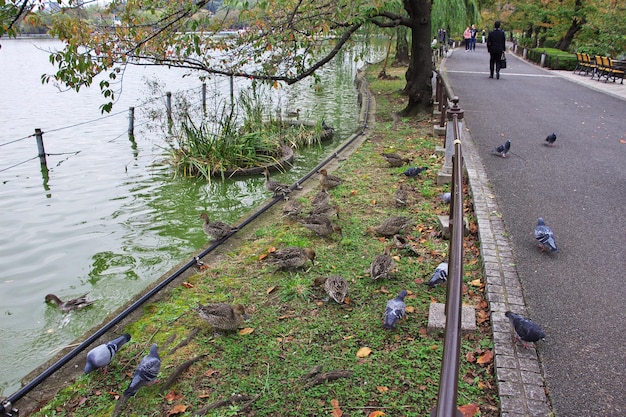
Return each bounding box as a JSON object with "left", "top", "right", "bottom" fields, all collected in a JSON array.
[{"left": 460, "top": 127, "right": 553, "bottom": 417}]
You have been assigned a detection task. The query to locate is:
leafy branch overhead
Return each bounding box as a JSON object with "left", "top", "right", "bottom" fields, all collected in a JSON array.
[{"left": 36, "top": 0, "right": 436, "bottom": 115}]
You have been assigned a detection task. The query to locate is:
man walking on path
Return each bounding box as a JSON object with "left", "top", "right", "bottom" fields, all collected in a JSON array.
[{"left": 487, "top": 21, "right": 506, "bottom": 79}]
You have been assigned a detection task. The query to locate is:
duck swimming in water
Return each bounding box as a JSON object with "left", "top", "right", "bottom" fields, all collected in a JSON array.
[
  {"left": 199, "top": 212, "right": 238, "bottom": 241},
  {"left": 45, "top": 293, "right": 95, "bottom": 312}
]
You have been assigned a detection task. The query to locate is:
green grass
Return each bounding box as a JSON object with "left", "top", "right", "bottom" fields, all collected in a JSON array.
[{"left": 32, "top": 63, "right": 498, "bottom": 417}]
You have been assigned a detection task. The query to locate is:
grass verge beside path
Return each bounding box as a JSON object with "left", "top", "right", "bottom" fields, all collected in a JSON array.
[{"left": 33, "top": 63, "right": 499, "bottom": 417}]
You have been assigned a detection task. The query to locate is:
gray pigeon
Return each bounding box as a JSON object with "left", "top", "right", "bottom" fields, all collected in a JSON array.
[
  {"left": 84, "top": 333, "right": 131, "bottom": 374},
  {"left": 505, "top": 311, "right": 546, "bottom": 349},
  {"left": 402, "top": 166, "right": 429, "bottom": 177},
  {"left": 534, "top": 217, "right": 558, "bottom": 252},
  {"left": 123, "top": 344, "right": 161, "bottom": 397},
  {"left": 383, "top": 290, "right": 408, "bottom": 329},
  {"left": 439, "top": 192, "right": 451, "bottom": 204},
  {"left": 426, "top": 262, "right": 449, "bottom": 288},
  {"left": 545, "top": 132, "right": 557, "bottom": 145},
  {"left": 491, "top": 139, "right": 511, "bottom": 157}
]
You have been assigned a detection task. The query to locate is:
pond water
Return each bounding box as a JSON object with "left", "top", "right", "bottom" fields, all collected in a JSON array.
[{"left": 0, "top": 37, "right": 386, "bottom": 395}]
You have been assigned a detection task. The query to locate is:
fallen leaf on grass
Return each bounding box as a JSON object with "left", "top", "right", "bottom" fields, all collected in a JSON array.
[
  {"left": 404, "top": 306, "right": 415, "bottom": 313},
  {"left": 239, "top": 327, "right": 254, "bottom": 335},
  {"left": 168, "top": 404, "right": 188, "bottom": 415},
  {"left": 356, "top": 347, "right": 372, "bottom": 358},
  {"left": 331, "top": 399, "right": 343, "bottom": 417},
  {"left": 458, "top": 403, "right": 480, "bottom": 417},
  {"left": 266, "top": 286, "right": 276, "bottom": 294},
  {"left": 376, "top": 386, "right": 389, "bottom": 393},
  {"left": 368, "top": 411, "right": 386, "bottom": 417},
  {"left": 204, "top": 369, "right": 219, "bottom": 377},
  {"left": 182, "top": 282, "right": 194, "bottom": 288},
  {"left": 259, "top": 253, "right": 268, "bottom": 261},
  {"left": 469, "top": 279, "right": 482, "bottom": 287},
  {"left": 477, "top": 350, "right": 493, "bottom": 364},
  {"left": 165, "top": 390, "right": 184, "bottom": 402}
]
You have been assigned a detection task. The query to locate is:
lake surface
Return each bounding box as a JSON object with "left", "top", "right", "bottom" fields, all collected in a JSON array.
[{"left": 0, "top": 37, "right": 384, "bottom": 395}]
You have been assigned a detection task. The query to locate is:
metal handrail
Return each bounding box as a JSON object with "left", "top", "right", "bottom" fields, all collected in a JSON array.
[{"left": 430, "top": 71, "right": 465, "bottom": 417}]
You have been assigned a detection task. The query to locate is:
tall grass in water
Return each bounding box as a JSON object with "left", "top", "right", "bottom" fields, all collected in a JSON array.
[{"left": 170, "top": 88, "right": 327, "bottom": 181}]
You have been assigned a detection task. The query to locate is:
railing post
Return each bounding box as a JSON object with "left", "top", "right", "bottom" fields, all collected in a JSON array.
[{"left": 437, "top": 97, "right": 463, "bottom": 185}]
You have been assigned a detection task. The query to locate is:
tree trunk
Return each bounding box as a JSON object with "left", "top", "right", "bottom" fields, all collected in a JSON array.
[
  {"left": 393, "top": 25, "right": 410, "bottom": 66},
  {"left": 400, "top": 0, "right": 433, "bottom": 116},
  {"left": 555, "top": 0, "right": 584, "bottom": 51}
]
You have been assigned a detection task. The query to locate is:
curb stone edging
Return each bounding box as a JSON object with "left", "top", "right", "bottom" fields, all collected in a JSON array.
[{"left": 460, "top": 127, "right": 552, "bottom": 417}]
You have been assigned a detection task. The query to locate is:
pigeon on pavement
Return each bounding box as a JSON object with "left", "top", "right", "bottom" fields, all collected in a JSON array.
[
  {"left": 426, "top": 262, "right": 449, "bottom": 288},
  {"left": 534, "top": 217, "right": 558, "bottom": 252},
  {"left": 505, "top": 311, "right": 546, "bottom": 349},
  {"left": 84, "top": 333, "right": 131, "bottom": 374},
  {"left": 123, "top": 344, "right": 161, "bottom": 397},
  {"left": 491, "top": 139, "right": 511, "bottom": 157},
  {"left": 545, "top": 132, "right": 557, "bottom": 146},
  {"left": 383, "top": 290, "right": 408, "bottom": 329}
]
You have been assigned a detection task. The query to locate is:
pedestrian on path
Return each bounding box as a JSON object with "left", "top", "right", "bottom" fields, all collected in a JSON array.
[
  {"left": 463, "top": 27, "right": 471, "bottom": 51},
  {"left": 470, "top": 24, "right": 478, "bottom": 51},
  {"left": 487, "top": 21, "right": 506, "bottom": 79}
]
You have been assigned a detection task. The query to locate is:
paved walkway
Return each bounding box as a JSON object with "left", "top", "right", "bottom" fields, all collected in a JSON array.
[{"left": 441, "top": 43, "right": 626, "bottom": 416}]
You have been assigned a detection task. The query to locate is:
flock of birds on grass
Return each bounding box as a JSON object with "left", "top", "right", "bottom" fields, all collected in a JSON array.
[{"left": 40, "top": 139, "right": 558, "bottom": 399}]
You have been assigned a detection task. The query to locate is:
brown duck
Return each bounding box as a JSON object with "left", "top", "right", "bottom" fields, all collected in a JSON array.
[
  {"left": 381, "top": 152, "right": 411, "bottom": 167},
  {"left": 393, "top": 184, "right": 408, "bottom": 208},
  {"left": 365, "top": 216, "right": 414, "bottom": 237},
  {"left": 318, "top": 169, "right": 344, "bottom": 191},
  {"left": 298, "top": 214, "right": 342, "bottom": 238},
  {"left": 196, "top": 303, "right": 248, "bottom": 332},
  {"left": 200, "top": 212, "right": 238, "bottom": 240},
  {"left": 45, "top": 293, "right": 95, "bottom": 313},
  {"left": 266, "top": 246, "right": 316, "bottom": 271},
  {"left": 370, "top": 250, "right": 395, "bottom": 280},
  {"left": 310, "top": 189, "right": 331, "bottom": 206},
  {"left": 314, "top": 275, "right": 348, "bottom": 304},
  {"left": 263, "top": 168, "right": 291, "bottom": 200},
  {"left": 308, "top": 201, "right": 339, "bottom": 219},
  {"left": 281, "top": 200, "right": 303, "bottom": 218}
]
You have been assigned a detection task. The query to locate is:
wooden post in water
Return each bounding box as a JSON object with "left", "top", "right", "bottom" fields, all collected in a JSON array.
[
  {"left": 128, "top": 107, "right": 135, "bottom": 137},
  {"left": 202, "top": 83, "right": 207, "bottom": 112},
  {"left": 35, "top": 128, "right": 47, "bottom": 166},
  {"left": 166, "top": 92, "right": 172, "bottom": 121},
  {"left": 229, "top": 75, "right": 234, "bottom": 110}
]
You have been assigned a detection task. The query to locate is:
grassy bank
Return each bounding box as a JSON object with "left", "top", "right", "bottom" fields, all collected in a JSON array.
[{"left": 32, "top": 63, "right": 498, "bottom": 417}]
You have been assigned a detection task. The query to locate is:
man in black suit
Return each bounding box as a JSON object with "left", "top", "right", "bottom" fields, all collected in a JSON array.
[{"left": 487, "top": 21, "right": 506, "bottom": 79}]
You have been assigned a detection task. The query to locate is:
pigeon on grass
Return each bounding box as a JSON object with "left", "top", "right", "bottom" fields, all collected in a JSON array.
[
  {"left": 383, "top": 290, "right": 407, "bottom": 330},
  {"left": 426, "top": 262, "right": 449, "bottom": 288},
  {"left": 491, "top": 139, "right": 511, "bottom": 157},
  {"left": 534, "top": 217, "right": 558, "bottom": 253},
  {"left": 505, "top": 311, "right": 545, "bottom": 349},
  {"left": 84, "top": 333, "right": 131, "bottom": 374},
  {"left": 402, "top": 166, "right": 429, "bottom": 178},
  {"left": 123, "top": 344, "right": 161, "bottom": 397}
]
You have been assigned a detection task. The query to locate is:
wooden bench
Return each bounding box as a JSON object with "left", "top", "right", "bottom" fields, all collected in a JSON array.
[{"left": 591, "top": 55, "right": 625, "bottom": 84}]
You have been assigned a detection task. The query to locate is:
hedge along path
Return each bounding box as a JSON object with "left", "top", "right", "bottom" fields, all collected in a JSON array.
[{"left": 29, "top": 64, "right": 498, "bottom": 417}]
